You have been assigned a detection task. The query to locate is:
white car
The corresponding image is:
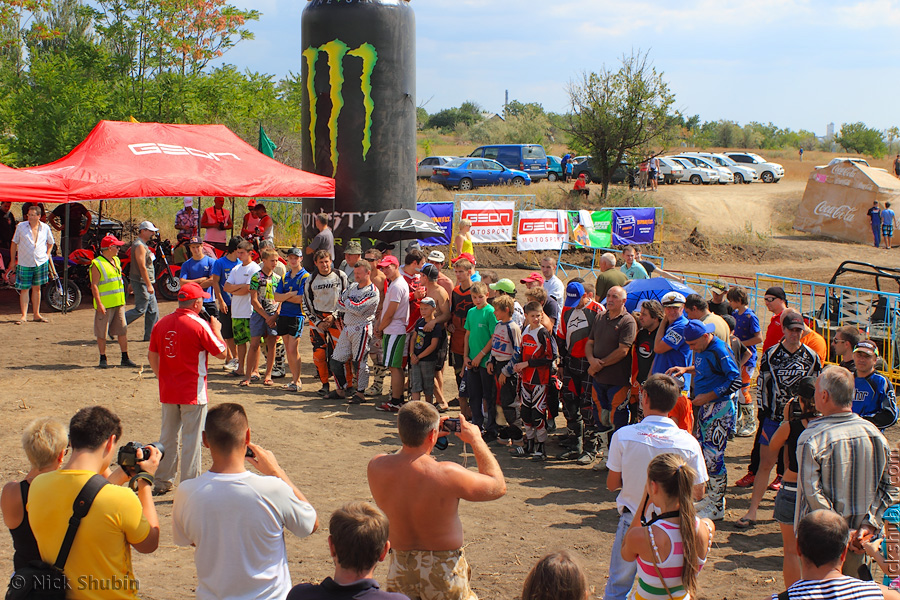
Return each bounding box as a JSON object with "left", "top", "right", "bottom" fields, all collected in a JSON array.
[
  {"left": 684, "top": 152, "right": 757, "bottom": 184},
  {"left": 417, "top": 156, "right": 456, "bottom": 179},
  {"left": 669, "top": 157, "right": 719, "bottom": 184},
  {"left": 814, "top": 157, "right": 870, "bottom": 170},
  {"left": 724, "top": 152, "right": 785, "bottom": 183},
  {"left": 673, "top": 155, "right": 734, "bottom": 184},
  {"left": 657, "top": 157, "right": 684, "bottom": 184}
]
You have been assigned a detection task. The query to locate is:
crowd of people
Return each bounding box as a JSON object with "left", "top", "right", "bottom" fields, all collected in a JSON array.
[{"left": 4, "top": 203, "right": 900, "bottom": 599}]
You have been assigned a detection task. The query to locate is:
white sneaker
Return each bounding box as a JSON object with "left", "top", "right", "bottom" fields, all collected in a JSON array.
[
  {"left": 224, "top": 359, "right": 239, "bottom": 371},
  {"left": 696, "top": 498, "right": 725, "bottom": 521}
]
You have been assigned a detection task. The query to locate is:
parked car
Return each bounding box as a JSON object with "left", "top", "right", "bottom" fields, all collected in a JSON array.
[
  {"left": 724, "top": 151, "right": 785, "bottom": 183},
  {"left": 657, "top": 157, "right": 684, "bottom": 184},
  {"left": 547, "top": 156, "right": 563, "bottom": 181},
  {"left": 684, "top": 152, "right": 757, "bottom": 184},
  {"left": 668, "top": 157, "right": 719, "bottom": 184},
  {"left": 417, "top": 156, "right": 456, "bottom": 179},
  {"left": 431, "top": 157, "right": 532, "bottom": 191},
  {"left": 815, "top": 157, "right": 871, "bottom": 170},
  {"left": 673, "top": 154, "right": 733, "bottom": 184},
  {"left": 469, "top": 144, "right": 548, "bottom": 182},
  {"left": 572, "top": 157, "right": 635, "bottom": 185}
]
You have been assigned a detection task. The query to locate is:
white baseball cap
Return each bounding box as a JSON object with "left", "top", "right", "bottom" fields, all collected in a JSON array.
[{"left": 138, "top": 220, "right": 159, "bottom": 232}]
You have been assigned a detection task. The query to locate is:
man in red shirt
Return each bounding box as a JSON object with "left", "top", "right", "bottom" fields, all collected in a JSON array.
[
  {"left": 148, "top": 282, "right": 227, "bottom": 496},
  {"left": 762, "top": 286, "right": 787, "bottom": 351}
]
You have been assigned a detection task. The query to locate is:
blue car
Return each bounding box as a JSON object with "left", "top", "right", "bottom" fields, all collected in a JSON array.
[{"left": 430, "top": 158, "right": 532, "bottom": 191}]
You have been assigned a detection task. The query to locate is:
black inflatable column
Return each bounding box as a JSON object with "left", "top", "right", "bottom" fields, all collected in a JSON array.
[{"left": 301, "top": 0, "right": 416, "bottom": 269}]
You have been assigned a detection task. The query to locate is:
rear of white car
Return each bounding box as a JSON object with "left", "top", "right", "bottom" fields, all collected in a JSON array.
[
  {"left": 670, "top": 157, "right": 719, "bottom": 184},
  {"left": 689, "top": 152, "right": 758, "bottom": 184},
  {"left": 724, "top": 152, "right": 784, "bottom": 183},
  {"left": 658, "top": 157, "right": 684, "bottom": 184},
  {"left": 675, "top": 155, "right": 733, "bottom": 184}
]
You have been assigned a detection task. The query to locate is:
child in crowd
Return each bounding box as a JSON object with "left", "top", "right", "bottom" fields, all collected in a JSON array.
[
  {"left": 247, "top": 248, "right": 281, "bottom": 386},
  {"left": 512, "top": 301, "right": 558, "bottom": 461},
  {"left": 223, "top": 240, "right": 261, "bottom": 382},
  {"left": 727, "top": 286, "right": 762, "bottom": 438},
  {"left": 450, "top": 258, "right": 475, "bottom": 417},
  {"left": 410, "top": 297, "right": 445, "bottom": 407},
  {"left": 487, "top": 295, "right": 523, "bottom": 447},
  {"left": 464, "top": 282, "right": 498, "bottom": 439},
  {"left": 489, "top": 278, "right": 525, "bottom": 327},
  {"left": 521, "top": 551, "right": 589, "bottom": 600}
]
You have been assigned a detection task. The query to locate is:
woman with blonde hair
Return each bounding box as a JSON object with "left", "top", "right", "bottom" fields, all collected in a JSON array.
[
  {"left": 1, "top": 417, "right": 68, "bottom": 570},
  {"left": 522, "top": 550, "right": 589, "bottom": 600},
  {"left": 453, "top": 219, "right": 474, "bottom": 260},
  {"left": 621, "top": 453, "right": 715, "bottom": 600}
]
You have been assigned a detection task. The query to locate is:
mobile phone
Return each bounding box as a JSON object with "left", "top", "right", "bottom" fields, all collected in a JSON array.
[{"left": 245, "top": 447, "right": 255, "bottom": 458}]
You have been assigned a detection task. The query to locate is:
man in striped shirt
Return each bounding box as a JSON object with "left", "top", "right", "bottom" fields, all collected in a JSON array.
[{"left": 797, "top": 367, "right": 899, "bottom": 577}]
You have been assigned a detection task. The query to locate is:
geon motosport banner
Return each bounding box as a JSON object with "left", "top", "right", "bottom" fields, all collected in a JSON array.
[
  {"left": 517, "top": 210, "right": 569, "bottom": 251},
  {"left": 611, "top": 208, "right": 656, "bottom": 245},
  {"left": 459, "top": 200, "right": 515, "bottom": 243},
  {"left": 416, "top": 201, "right": 453, "bottom": 246}
]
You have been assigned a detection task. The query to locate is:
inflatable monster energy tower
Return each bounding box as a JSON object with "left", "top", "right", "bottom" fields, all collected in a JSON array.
[{"left": 301, "top": 0, "right": 416, "bottom": 267}]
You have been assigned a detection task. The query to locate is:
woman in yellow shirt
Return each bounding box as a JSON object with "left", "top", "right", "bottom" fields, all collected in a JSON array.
[{"left": 453, "top": 219, "right": 474, "bottom": 260}]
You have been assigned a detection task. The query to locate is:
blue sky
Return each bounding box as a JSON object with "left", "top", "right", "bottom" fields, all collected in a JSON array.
[{"left": 213, "top": 0, "right": 900, "bottom": 136}]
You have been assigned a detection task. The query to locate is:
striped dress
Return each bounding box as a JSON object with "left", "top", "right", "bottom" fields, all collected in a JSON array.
[{"left": 632, "top": 519, "right": 710, "bottom": 600}]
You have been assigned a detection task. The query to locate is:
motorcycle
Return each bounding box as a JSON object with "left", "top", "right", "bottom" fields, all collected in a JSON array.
[
  {"left": 1, "top": 254, "right": 85, "bottom": 313},
  {"left": 120, "top": 237, "right": 182, "bottom": 301}
]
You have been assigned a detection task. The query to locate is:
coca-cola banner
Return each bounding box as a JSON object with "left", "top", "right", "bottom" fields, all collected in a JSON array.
[
  {"left": 517, "top": 210, "right": 569, "bottom": 250},
  {"left": 794, "top": 161, "right": 900, "bottom": 244},
  {"left": 460, "top": 200, "right": 515, "bottom": 243}
]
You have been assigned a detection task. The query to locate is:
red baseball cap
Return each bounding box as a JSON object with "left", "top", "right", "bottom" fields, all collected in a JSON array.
[
  {"left": 520, "top": 272, "right": 545, "bottom": 284},
  {"left": 247, "top": 198, "right": 257, "bottom": 207},
  {"left": 451, "top": 252, "right": 476, "bottom": 265},
  {"left": 177, "top": 282, "right": 210, "bottom": 301},
  {"left": 100, "top": 235, "right": 124, "bottom": 249},
  {"left": 377, "top": 255, "right": 399, "bottom": 268}
]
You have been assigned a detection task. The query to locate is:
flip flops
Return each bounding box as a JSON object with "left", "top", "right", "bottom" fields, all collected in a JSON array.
[
  {"left": 239, "top": 380, "right": 251, "bottom": 387},
  {"left": 263, "top": 379, "right": 275, "bottom": 387},
  {"left": 734, "top": 517, "right": 757, "bottom": 529}
]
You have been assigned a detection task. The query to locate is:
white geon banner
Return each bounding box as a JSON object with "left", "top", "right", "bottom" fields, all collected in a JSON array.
[
  {"left": 517, "top": 210, "right": 569, "bottom": 250},
  {"left": 459, "top": 200, "right": 515, "bottom": 243}
]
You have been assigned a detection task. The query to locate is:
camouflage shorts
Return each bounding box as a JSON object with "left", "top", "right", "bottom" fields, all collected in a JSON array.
[{"left": 385, "top": 549, "right": 478, "bottom": 600}]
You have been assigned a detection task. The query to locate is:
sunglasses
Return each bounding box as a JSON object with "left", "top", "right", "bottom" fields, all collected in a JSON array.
[{"left": 764, "top": 296, "right": 777, "bottom": 302}]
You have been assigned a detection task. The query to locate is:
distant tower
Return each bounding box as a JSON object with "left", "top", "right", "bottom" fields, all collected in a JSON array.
[
  {"left": 826, "top": 122, "right": 835, "bottom": 140},
  {"left": 505, "top": 89, "right": 508, "bottom": 109}
]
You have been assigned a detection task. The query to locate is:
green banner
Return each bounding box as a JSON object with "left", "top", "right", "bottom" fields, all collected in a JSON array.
[{"left": 569, "top": 210, "right": 612, "bottom": 248}]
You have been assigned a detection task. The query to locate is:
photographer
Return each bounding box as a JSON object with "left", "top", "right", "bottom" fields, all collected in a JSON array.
[
  {"left": 148, "top": 282, "right": 227, "bottom": 496},
  {"left": 737, "top": 376, "right": 818, "bottom": 587},
  {"left": 200, "top": 196, "right": 233, "bottom": 253},
  {"left": 28, "top": 406, "right": 161, "bottom": 599}
]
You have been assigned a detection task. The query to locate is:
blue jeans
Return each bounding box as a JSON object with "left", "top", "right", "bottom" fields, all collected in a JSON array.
[
  {"left": 125, "top": 277, "right": 159, "bottom": 341},
  {"left": 603, "top": 509, "right": 636, "bottom": 600}
]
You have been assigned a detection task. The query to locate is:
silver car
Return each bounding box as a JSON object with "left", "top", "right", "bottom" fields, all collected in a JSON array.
[{"left": 417, "top": 156, "right": 456, "bottom": 179}]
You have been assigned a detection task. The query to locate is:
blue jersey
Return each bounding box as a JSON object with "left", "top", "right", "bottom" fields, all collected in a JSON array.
[
  {"left": 854, "top": 371, "right": 898, "bottom": 429},
  {"left": 276, "top": 268, "right": 310, "bottom": 318},
  {"left": 693, "top": 336, "right": 742, "bottom": 400},
  {"left": 651, "top": 315, "right": 693, "bottom": 390},
  {"left": 732, "top": 307, "right": 761, "bottom": 369},
  {"left": 180, "top": 255, "right": 216, "bottom": 298},
  {"left": 211, "top": 255, "right": 240, "bottom": 306}
]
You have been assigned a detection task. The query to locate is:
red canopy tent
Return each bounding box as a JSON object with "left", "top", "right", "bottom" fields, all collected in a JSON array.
[
  {"left": 0, "top": 164, "right": 67, "bottom": 203},
  {"left": 17, "top": 120, "right": 334, "bottom": 201}
]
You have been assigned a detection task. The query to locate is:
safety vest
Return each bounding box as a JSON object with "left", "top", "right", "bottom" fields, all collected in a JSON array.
[{"left": 91, "top": 255, "right": 125, "bottom": 309}]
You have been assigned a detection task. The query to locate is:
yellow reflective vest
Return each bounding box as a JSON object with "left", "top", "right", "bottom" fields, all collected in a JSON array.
[{"left": 91, "top": 255, "right": 125, "bottom": 309}]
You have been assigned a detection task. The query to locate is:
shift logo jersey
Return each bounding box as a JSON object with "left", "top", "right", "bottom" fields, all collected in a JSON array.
[
  {"left": 303, "top": 269, "right": 349, "bottom": 325},
  {"left": 757, "top": 342, "right": 822, "bottom": 421}
]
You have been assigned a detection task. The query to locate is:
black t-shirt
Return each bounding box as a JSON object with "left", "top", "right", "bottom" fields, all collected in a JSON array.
[
  {"left": 708, "top": 300, "right": 729, "bottom": 317},
  {"left": 542, "top": 297, "right": 560, "bottom": 328},
  {"left": 633, "top": 327, "right": 656, "bottom": 384},
  {"left": 0, "top": 208, "right": 15, "bottom": 248},
  {"left": 413, "top": 317, "right": 445, "bottom": 361},
  {"left": 287, "top": 578, "right": 408, "bottom": 600}
]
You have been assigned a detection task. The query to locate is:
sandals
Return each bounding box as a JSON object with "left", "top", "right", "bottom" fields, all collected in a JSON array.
[
  {"left": 734, "top": 517, "right": 757, "bottom": 529},
  {"left": 250, "top": 374, "right": 261, "bottom": 383},
  {"left": 229, "top": 371, "right": 245, "bottom": 377},
  {"left": 34, "top": 317, "right": 49, "bottom": 323},
  {"left": 239, "top": 380, "right": 251, "bottom": 387},
  {"left": 282, "top": 383, "right": 299, "bottom": 392},
  {"left": 263, "top": 379, "right": 275, "bottom": 387}
]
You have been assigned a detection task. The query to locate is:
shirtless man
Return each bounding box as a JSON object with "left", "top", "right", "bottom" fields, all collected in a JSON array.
[
  {"left": 367, "top": 402, "right": 506, "bottom": 600},
  {"left": 421, "top": 264, "right": 452, "bottom": 411}
]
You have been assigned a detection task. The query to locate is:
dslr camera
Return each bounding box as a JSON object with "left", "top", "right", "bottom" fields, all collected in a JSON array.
[{"left": 118, "top": 441, "right": 165, "bottom": 475}]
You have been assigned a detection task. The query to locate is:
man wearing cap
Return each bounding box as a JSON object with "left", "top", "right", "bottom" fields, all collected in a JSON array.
[
  {"left": 175, "top": 197, "right": 199, "bottom": 238},
  {"left": 651, "top": 292, "right": 694, "bottom": 407},
  {"left": 666, "top": 319, "right": 741, "bottom": 520},
  {"left": 307, "top": 213, "right": 335, "bottom": 262},
  {"left": 374, "top": 255, "right": 409, "bottom": 412},
  {"left": 125, "top": 220, "right": 160, "bottom": 341},
  {"left": 427, "top": 250, "right": 453, "bottom": 296},
  {"left": 241, "top": 199, "right": 261, "bottom": 239},
  {"left": 540, "top": 257, "right": 564, "bottom": 305},
  {"left": 751, "top": 312, "right": 822, "bottom": 503},
  {"left": 180, "top": 236, "right": 218, "bottom": 316},
  {"left": 451, "top": 252, "right": 481, "bottom": 282},
  {"left": 762, "top": 286, "right": 788, "bottom": 351},
  {"left": 520, "top": 271, "right": 545, "bottom": 290},
  {"left": 200, "top": 196, "right": 233, "bottom": 253},
  {"left": 853, "top": 340, "right": 898, "bottom": 429},
  {"left": 557, "top": 280, "right": 605, "bottom": 464},
  {"left": 595, "top": 253, "right": 627, "bottom": 301},
  {"left": 779, "top": 308, "right": 827, "bottom": 364},
  {"left": 708, "top": 281, "right": 729, "bottom": 316},
  {"left": 339, "top": 240, "right": 362, "bottom": 279},
  {"left": 90, "top": 235, "right": 138, "bottom": 369},
  {"left": 148, "top": 281, "right": 227, "bottom": 495}
]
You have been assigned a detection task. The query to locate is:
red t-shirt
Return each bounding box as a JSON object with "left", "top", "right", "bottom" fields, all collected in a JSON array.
[
  {"left": 403, "top": 269, "right": 422, "bottom": 333},
  {"left": 763, "top": 311, "right": 784, "bottom": 351},
  {"left": 573, "top": 178, "right": 586, "bottom": 191},
  {"left": 149, "top": 308, "right": 226, "bottom": 405}
]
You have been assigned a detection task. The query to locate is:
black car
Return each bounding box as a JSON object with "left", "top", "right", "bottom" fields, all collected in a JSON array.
[{"left": 572, "top": 159, "right": 636, "bottom": 186}]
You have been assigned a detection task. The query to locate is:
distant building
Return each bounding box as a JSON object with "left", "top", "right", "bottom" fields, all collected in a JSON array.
[
  {"left": 480, "top": 111, "right": 505, "bottom": 122},
  {"left": 826, "top": 122, "right": 835, "bottom": 140}
]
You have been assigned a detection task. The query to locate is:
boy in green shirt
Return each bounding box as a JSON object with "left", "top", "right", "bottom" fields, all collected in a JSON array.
[{"left": 464, "top": 282, "right": 498, "bottom": 440}]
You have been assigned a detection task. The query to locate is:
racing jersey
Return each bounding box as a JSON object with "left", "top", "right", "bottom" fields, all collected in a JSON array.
[
  {"left": 491, "top": 320, "right": 522, "bottom": 375},
  {"left": 651, "top": 315, "right": 693, "bottom": 390},
  {"left": 692, "top": 336, "right": 742, "bottom": 401},
  {"left": 276, "top": 268, "right": 310, "bottom": 318},
  {"left": 757, "top": 342, "right": 822, "bottom": 422},
  {"left": 249, "top": 269, "right": 280, "bottom": 316},
  {"left": 511, "top": 325, "right": 558, "bottom": 386},
  {"left": 338, "top": 282, "right": 379, "bottom": 329},
  {"left": 854, "top": 371, "right": 898, "bottom": 429},
  {"left": 302, "top": 269, "right": 349, "bottom": 326},
  {"left": 450, "top": 285, "right": 474, "bottom": 355},
  {"left": 557, "top": 300, "right": 604, "bottom": 359}
]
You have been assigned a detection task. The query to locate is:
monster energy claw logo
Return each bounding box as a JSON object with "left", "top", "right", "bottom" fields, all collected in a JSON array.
[{"left": 303, "top": 39, "right": 378, "bottom": 177}]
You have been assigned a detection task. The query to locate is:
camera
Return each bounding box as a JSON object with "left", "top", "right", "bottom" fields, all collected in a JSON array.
[
  {"left": 117, "top": 441, "right": 165, "bottom": 474},
  {"left": 442, "top": 418, "right": 461, "bottom": 433}
]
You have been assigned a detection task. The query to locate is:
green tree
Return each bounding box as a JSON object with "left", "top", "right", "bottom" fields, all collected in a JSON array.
[
  {"left": 836, "top": 122, "right": 887, "bottom": 158},
  {"left": 566, "top": 50, "right": 676, "bottom": 197}
]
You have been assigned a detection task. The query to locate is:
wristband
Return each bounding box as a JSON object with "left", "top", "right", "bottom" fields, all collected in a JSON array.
[{"left": 129, "top": 472, "right": 155, "bottom": 492}]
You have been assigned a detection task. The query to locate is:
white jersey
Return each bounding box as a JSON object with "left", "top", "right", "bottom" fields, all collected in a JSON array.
[
  {"left": 302, "top": 269, "right": 349, "bottom": 325},
  {"left": 339, "top": 282, "right": 379, "bottom": 329}
]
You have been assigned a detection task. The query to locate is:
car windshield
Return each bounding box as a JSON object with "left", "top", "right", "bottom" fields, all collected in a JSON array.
[
  {"left": 446, "top": 158, "right": 467, "bottom": 168},
  {"left": 524, "top": 145, "right": 546, "bottom": 159},
  {"left": 713, "top": 155, "right": 738, "bottom": 166}
]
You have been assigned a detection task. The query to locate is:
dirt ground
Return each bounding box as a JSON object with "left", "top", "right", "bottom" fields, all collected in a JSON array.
[{"left": 2, "top": 177, "right": 899, "bottom": 600}]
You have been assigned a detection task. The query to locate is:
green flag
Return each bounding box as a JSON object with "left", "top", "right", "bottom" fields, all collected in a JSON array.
[{"left": 258, "top": 125, "right": 277, "bottom": 158}]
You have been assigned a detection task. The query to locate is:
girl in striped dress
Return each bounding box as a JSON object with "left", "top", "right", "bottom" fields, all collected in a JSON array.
[{"left": 621, "top": 453, "right": 715, "bottom": 600}]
